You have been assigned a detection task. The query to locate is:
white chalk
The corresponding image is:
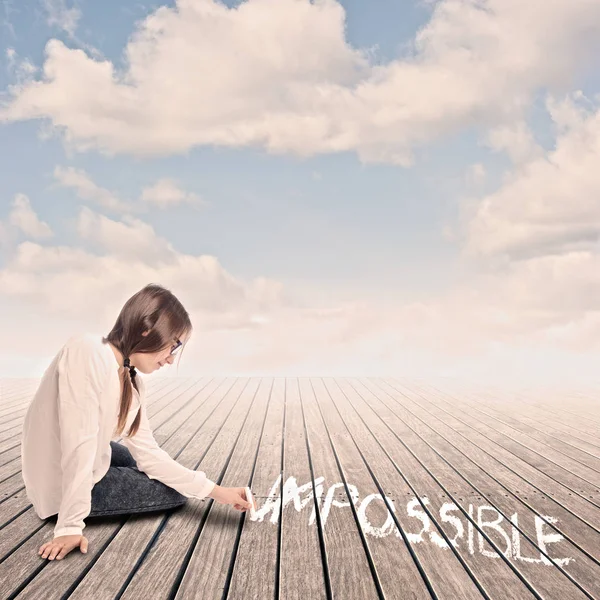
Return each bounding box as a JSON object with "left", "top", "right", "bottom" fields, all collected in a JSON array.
[{"left": 245, "top": 486, "right": 256, "bottom": 518}]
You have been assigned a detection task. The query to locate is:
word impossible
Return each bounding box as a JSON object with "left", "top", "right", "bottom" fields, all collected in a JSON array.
[{"left": 248, "top": 475, "right": 573, "bottom": 566}]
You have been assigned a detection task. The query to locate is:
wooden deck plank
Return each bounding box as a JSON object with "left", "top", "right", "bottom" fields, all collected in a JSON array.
[
  {"left": 435, "top": 381, "right": 600, "bottom": 441},
  {"left": 224, "top": 378, "right": 285, "bottom": 600},
  {"left": 504, "top": 391, "right": 599, "bottom": 426},
  {"left": 272, "top": 377, "right": 328, "bottom": 600},
  {"left": 314, "top": 378, "right": 485, "bottom": 599},
  {"left": 0, "top": 381, "right": 39, "bottom": 402},
  {"left": 44, "top": 377, "right": 227, "bottom": 600},
  {"left": 419, "top": 383, "right": 600, "bottom": 474},
  {"left": 0, "top": 384, "right": 41, "bottom": 408},
  {"left": 531, "top": 420, "right": 600, "bottom": 449},
  {"left": 368, "top": 380, "right": 600, "bottom": 560},
  {"left": 357, "top": 378, "right": 600, "bottom": 599},
  {"left": 41, "top": 377, "right": 224, "bottom": 596},
  {"left": 405, "top": 382, "right": 600, "bottom": 508},
  {"left": 0, "top": 377, "right": 598, "bottom": 600},
  {"left": 0, "top": 377, "right": 185, "bottom": 598},
  {"left": 511, "top": 389, "right": 600, "bottom": 418},
  {"left": 117, "top": 378, "right": 263, "bottom": 600},
  {"left": 0, "top": 378, "right": 175, "bottom": 515},
  {"left": 0, "top": 383, "right": 37, "bottom": 414},
  {"left": 0, "top": 378, "right": 193, "bottom": 505},
  {"left": 384, "top": 380, "right": 600, "bottom": 528},
  {"left": 175, "top": 378, "right": 275, "bottom": 599},
  {"left": 430, "top": 384, "right": 600, "bottom": 475},
  {"left": 296, "top": 378, "right": 394, "bottom": 599},
  {"left": 506, "top": 403, "right": 600, "bottom": 444},
  {"left": 0, "top": 404, "right": 28, "bottom": 421},
  {"left": 0, "top": 378, "right": 175, "bottom": 543},
  {"left": 346, "top": 378, "right": 565, "bottom": 599},
  {"left": 496, "top": 389, "right": 599, "bottom": 426}
]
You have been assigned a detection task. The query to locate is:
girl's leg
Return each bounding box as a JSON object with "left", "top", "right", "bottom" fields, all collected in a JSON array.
[
  {"left": 109, "top": 440, "right": 138, "bottom": 468},
  {"left": 87, "top": 441, "right": 187, "bottom": 517},
  {"left": 88, "top": 466, "right": 188, "bottom": 517}
]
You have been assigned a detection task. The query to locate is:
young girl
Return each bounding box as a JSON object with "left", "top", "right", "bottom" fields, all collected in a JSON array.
[{"left": 21, "top": 283, "right": 255, "bottom": 561}]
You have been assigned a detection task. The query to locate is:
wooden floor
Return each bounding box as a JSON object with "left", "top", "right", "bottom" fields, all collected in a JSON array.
[{"left": 0, "top": 376, "right": 599, "bottom": 599}]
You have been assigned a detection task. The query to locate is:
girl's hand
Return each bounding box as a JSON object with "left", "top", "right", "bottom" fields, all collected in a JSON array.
[
  {"left": 209, "top": 485, "right": 257, "bottom": 512},
  {"left": 39, "top": 534, "right": 88, "bottom": 560}
]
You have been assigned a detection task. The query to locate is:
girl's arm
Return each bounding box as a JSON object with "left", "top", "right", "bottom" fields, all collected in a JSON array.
[
  {"left": 54, "top": 337, "right": 107, "bottom": 538},
  {"left": 121, "top": 378, "right": 216, "bottom": 499}
]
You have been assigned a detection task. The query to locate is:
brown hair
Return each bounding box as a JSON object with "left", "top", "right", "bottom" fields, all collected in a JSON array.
[{"left": 101, "top": 283, "right": 192, "bottom": 438}]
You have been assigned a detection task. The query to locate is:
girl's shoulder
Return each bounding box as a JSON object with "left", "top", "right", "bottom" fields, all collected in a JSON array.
[
  {"left": 63, "top": 331, "right": 107, "bottom": 348},
  {"left": 61, "top": 332, "right": 114, "bottom": 371}
]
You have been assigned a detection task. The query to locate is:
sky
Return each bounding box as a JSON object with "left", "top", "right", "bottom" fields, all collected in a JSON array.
[{"left": 0, "top": 0, "right": 599, "bottom": 389}]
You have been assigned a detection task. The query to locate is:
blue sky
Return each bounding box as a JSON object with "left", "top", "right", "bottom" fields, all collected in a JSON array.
[
  {"left": 0, "top": 0, "right": 474, "bottom": 299},
  {"left": 1, "top": 0, "right": 599, "bottom": 386}
]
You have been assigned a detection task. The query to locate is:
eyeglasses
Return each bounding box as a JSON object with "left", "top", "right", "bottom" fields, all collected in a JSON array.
[{"left": 170, "top": 339, "right": 182, "bottom": 355}]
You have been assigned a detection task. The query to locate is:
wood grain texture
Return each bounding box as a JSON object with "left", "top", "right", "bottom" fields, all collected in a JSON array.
[{"left": 0, "top": 377, "right": 598, "bottom": 599}]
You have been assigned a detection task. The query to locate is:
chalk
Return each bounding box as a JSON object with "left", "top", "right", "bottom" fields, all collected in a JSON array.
[{"left": 245, "top": 486, "right": 257, "bottom": 518}]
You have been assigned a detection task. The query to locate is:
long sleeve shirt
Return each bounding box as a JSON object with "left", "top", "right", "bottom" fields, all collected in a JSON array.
[{"left": 21, "top": 332, "right": 215, "bottom": 539}]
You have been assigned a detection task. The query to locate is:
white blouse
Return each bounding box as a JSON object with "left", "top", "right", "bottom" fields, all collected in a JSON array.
[{"left": 21, "top": 332, "right": 216, "bottom": 539}]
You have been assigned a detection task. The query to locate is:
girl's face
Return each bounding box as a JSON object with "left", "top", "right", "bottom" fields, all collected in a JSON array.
[{"left": 131, "top": 331, "right": 187, "bottom": 374}]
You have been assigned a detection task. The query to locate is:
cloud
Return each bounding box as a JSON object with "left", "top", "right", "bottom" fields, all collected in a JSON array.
[
  {"left": 9, "top": 193, "right": 53, "bottom": 238},
  {"left": 0, "top": 193, "right": 53, "bottom": 251},
  {"left": 460, "top": 94, "right": 600, "bottom": 262},
  {"left": 485, "top": 120, "right": 544, "bottom": 165},
  {"left": 5, "top": 47, "right": 38, "bottom": 83},
  {"left": 41, "top": 0, "right": 81, "bottom": 36},
  {"left": 5, "top": 46, "right": 15, "bottom": 67},
  {"left": 53, "top": 166, "right": 128, "bottom": 211},
  {"left": 0, "top": 205, "right": 288, "bottom": 325},
  {"left": 2, "top": 0, "right": 599, "bottom": 163},
  {"left": 1, "top": 1, "right": 599, "bottom": 384},
  {"left": 54, "top": 165, "right": 204, "bottom": 215},
  {"left": 0, "top": 220, "right": 16, "bottom": 251},
  {"left": 435, "top": 91, "right": 600, "bottom": 365},
  {"left": 140, "top": 178, "right": 205, "bottom": 209},
  {"left": 72, "top": 206, "right": 176, "bottom": 263},
  {"left": 0, "top": 196, "right": 598, "bottom": 386},
  {"left": 464, "top": 162, "right": 486, "bottom": 187}
]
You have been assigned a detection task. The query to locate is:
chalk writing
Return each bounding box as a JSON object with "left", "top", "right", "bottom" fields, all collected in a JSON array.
[{"left": 247, "top": 475, "right": 573, "bottom": 566}]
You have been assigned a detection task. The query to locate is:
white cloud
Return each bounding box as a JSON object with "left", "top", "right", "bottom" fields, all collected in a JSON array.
[
  {"left": 461, "top": 94, "right": 600, "bottom": 261},
  {"left": 54, "top": 166, "right": 203, "bottom": 213},
  {"left": 0, "top": 194, "right": 53, "bottom": 251},
  {"left": 5, "top": 46, "right": 15, "bottom": 66},
  {"left": 9, "top": 193, "right": 54, "bottom": 238},
  {"left": 5, "top": 47, "right": 39, "bottom": 84},
  {"left": 485, "top": 121, "right": 543, "bottom": 165},
  {"left": 54, "top": 166, "right": 127, "bottom": 211},
  {"left": 0, "top": 196, "right": 598, "bottom": 386},
  {"left": 0, "top": 205, "right": 288, "bottom": 328},
  {"left": 0, "top": 219, "right": 16, "bottom": 251},
  {"left": 436, "top": 91, "right": 600, "bottom": 366},
  {"left": 41, "top": 0, "right": 81, "bottom": 36},
  {"left": 140, "top": 178, "right": 204, "bottom": 209},
  {"left": 72, "top": 206, "right": 176, "bottom": 263},
  {"left": 1, "top": 2, "right": 599, "bottom": 385},
  {"left": 2, "top": 0, "right": 599, "bottom": 163},
  {"left": 465, "top": 162, "right": 486, "bottom": 187}
]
